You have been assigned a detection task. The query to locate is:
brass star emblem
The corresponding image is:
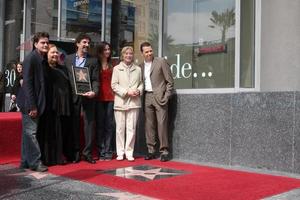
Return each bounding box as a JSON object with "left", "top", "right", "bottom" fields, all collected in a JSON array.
[
  {"left": 115, "top": 167, "right": 181, "bottom": 180},
  {"left": 76, "top": 69, "right": 88, "bottom": 82}
]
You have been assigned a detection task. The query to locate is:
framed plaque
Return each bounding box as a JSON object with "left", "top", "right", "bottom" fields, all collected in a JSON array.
[{"left": 72, "top": 66, "right": 92, "bottom": 95}]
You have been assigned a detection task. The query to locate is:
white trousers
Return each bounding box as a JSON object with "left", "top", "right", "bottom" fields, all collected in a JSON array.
[{"left": 114, "top": 109, "right": 139, "bottom": 158}]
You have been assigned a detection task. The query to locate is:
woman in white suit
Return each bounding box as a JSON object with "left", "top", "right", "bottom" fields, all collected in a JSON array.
[{"left": 111, "top": 46, "right": 143, "bottom": 161}]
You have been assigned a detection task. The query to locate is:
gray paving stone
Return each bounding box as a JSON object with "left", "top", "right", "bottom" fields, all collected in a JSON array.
[
  {"left": 263, "top": 188, "right": 300, "bottom": 200},
  {"left": 0, "top": 164, "right": 155, "bottom": 200}
]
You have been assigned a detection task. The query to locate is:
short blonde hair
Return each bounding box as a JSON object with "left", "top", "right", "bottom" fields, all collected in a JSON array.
[{"left": 120, "top": 46, "right": 134, "bottom": 61}]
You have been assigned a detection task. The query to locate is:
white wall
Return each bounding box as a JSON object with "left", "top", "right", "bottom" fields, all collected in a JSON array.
[{"left": 260, "top": 0, "right": 300, "bottom": 91}]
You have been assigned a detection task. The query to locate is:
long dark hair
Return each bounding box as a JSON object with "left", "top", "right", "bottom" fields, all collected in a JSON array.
[
  {"left": 15, "top": 61, "right": 23, "bottom": 76},
  {"left": 96, "top": 41, "right": 112, "bottom": 64}
]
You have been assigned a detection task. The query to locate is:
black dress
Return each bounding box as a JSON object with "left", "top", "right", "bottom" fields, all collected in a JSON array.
[
  {"left": 38, "top": 64, "right": 73, "bottom": 166},
  {"left": 10, "top": 73, "right": 23, "bottom": 112},
  {"left": 12, "top": 73, "right": 23, "bottom": 97}
]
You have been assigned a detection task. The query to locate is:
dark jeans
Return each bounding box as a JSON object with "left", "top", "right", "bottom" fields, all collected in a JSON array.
[
  {"left": 95, "top": 101, "right": 115, "bottom": 158},
  {"left": 21, "top": 113, "right": 42, "bottom": 168}
]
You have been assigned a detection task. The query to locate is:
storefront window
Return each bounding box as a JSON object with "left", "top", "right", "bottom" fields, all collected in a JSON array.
[
  {"left": 163, "top": 0, "right": 236, "bottom": 89},
  {"left": 61, "top": 0, "right": 102, "bottom": 42},
  {"left": 108, "top": 0, "right": 160, "bottom": 62}
]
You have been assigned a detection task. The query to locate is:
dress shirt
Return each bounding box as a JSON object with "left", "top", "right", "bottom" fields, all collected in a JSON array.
[
  {"left": 75, "top": 53, "right": 87, "bottom": 67},
  {"left": 144, "top": 61, "right": 153, "bottom": 92}
]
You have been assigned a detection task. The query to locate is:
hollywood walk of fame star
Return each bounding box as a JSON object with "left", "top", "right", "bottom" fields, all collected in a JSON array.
[
  {"left": 76, "top": 69, "right": 88, "bottom": 82},
  {"left": 11, "top": 170, "right": 48, "bottom": 180},
  {"left": 95, "top": 192, "right": 157, "bottom": 200},
  {"left": 30, "top": 172, "right": 49, "bottom": 179},
  {"left": 116, "top": 167, "right": 182, "bottom": 180}
]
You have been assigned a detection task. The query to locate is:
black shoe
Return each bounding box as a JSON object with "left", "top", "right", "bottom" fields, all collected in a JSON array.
[
  {"left": 99, "top": 156, "right": 105, "bottom": 161},
  {"left": 84, "top": 156, "right": 96, "bottom": 164},
  {"left": 59, "top": 159, "right": 68, "bottom": 165},
  {"left": 98, "top": 153, "right": 105, "bottom": 161},
  {"left": 19, "top": 162, "right": 29, "bottom": 169},
  {"left": 160, "top": 154, "right": 169, "bottom": 162},
  {"left": 73, "top": 152, "right": 81, "bottom": 163},
  {"left": 105, "top": 156, "right": 112, "bottom": 161},
  {"left": 31, "top": 163, "right": 48, "bottom": 172},
  {"left": 145, "top": 153, "right": 155, "bottom": 160},
  {"left": 105, "top": 153, "right": 113, "bottom": 161}
]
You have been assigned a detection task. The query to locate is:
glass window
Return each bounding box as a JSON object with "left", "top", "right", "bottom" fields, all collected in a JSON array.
[
  {"left": 31, "top": 0, "right": 58, "bottom": 38},
  {"left": 3, "top": 0, "right": 23, "bottom": 65},
  {"left": 21, "top": 0, "right": 58, "bottom": 56},
  {"left": 240, "top": 0, "right": 255, "bottom": 88},
  {"left": 163, "top": 0, "right": 236, "bottom": 89},
  {"left": 108, "top": 0, "right": 160, "bottom": 61},
  {"left": 61, "top": 0, "right": 102, "bottom": 42}
]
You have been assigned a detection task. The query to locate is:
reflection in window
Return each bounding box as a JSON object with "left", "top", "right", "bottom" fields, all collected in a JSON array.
[
  {"left": 22, "top": 0, "right": 58, "bottom": 57},
  {"left": 31, "top": 0, "right": 58, "bottom": 38},
  {"left": 105, "top": 0, "right": 112, "bottom": 43},
  {"left": 4, "top": 0, "right": 23, "bottom": 64},
  {"left": 61, "top": 0, "right": 102, "bottom": 42},
  {"left": 240, "top": 0, "right": 255, "bottom": 88},
  {"left": 109, "top": 0, "right": 159, "bottom": 61},
  {"left": 163, "top": 0, "right": 236, "bottom": 89}
]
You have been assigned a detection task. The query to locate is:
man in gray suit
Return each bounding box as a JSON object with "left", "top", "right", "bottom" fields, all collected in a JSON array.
[
  {"left": 140, "top": 42, "right": 174, "bottom": 162},
  {"left": 65, "top": 33, "right": 99, "bottom": 164}
]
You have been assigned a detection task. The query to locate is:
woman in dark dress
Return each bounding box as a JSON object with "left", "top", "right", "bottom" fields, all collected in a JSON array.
[{"left": 37, "top": 44, "right": 73, "bottom": 166}]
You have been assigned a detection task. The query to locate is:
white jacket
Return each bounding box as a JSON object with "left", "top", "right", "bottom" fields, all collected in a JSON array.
[{"left": 111, "top": 61, "right": 143, "bottom": 111}]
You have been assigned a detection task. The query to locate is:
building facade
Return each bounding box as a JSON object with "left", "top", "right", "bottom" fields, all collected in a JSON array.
[{"left": 0, "top": 0, "right": 300, "bottom": 174}]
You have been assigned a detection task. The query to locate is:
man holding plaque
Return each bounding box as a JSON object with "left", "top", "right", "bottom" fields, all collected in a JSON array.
[{"left": 65, "top": 33, "right": 99, "bottom": 164}]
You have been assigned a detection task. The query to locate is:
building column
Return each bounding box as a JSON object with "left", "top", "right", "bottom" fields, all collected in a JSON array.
[{"left": 0, "top": 0, "right": 5, "bottom": 71}]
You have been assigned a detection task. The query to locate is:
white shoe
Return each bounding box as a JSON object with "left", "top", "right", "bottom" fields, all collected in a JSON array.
[
  {"left": 127, "top": 156, "right": 135, "bottom": 162},
  {"left": 116, "top": 156, "right": 124, "bottom": 161}
]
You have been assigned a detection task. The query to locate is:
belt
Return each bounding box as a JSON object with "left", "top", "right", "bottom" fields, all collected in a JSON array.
[{"left": 145, "top": 91, "right": 153, "bottom": 93}]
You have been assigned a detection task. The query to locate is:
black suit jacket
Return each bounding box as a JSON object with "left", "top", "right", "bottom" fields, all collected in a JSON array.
[
  {"left": 17, "top": 49, "right": 47, "bottom": 115},
  {"left": 64, "top": 53, "right": 99, "bottom": 104}
]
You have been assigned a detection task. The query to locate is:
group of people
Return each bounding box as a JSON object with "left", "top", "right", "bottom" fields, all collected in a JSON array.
[{"left": 17, "top": 31, "right": 174, "bottom": 172}]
